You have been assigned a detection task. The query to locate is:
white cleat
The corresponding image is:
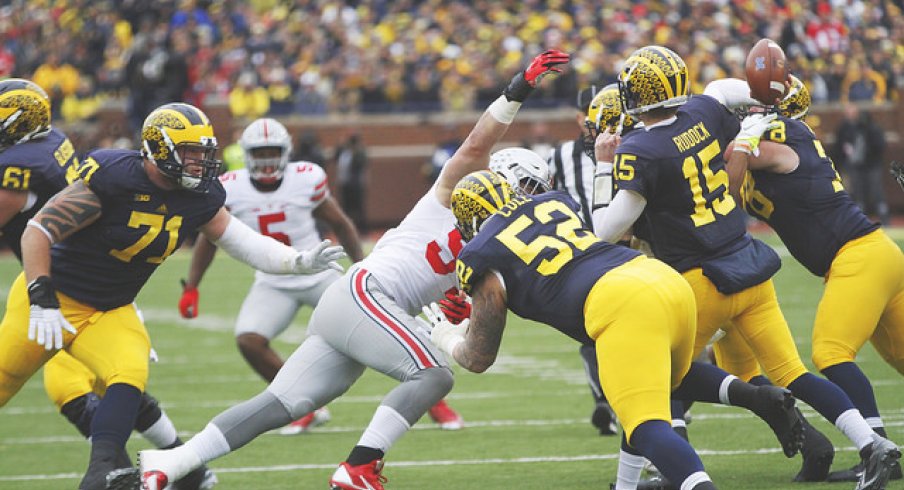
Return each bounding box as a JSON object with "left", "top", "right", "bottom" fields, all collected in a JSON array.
[{"left": 139, "top": 448, "right": 202, "bottom": 490}]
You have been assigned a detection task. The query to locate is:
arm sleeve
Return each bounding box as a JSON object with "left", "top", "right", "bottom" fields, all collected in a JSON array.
[
  {"left": 703, "top": 78, "right": 759, "bottom": 110},
  {"left": 592, "top": 189, "right": 647, "bottom": 243},
  {"left": 212, "top": 214, "right": 300, "bottom": 274}
]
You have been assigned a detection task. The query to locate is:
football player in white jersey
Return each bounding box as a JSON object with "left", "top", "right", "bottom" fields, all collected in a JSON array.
[
  {"left": 136, "top": 50, "right": 570, "bottom": 490},
  {"left": 178, "top": 117, "right": 364, "bottom": 433}
]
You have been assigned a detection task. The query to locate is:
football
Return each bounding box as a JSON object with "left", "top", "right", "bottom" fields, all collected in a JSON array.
[{"left": 745, "top": 38, "right": 789, "bottom": 105}]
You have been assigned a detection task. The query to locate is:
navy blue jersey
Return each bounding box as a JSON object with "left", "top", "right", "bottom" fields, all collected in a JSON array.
[
  {"left": 456, "top": 191, "right": 641, "bottom": 344},
  {"left": 614, "top": 95, "right": 751, "bottom": 271},
  {"left": 0, "top": 129, "right": 80, "bottom": 259},
  {"left": 742, "top": 117, "right": 878, "bottom": 276},
  {"left": 51, "top": 149, "right": 226, "bottom": 310}
]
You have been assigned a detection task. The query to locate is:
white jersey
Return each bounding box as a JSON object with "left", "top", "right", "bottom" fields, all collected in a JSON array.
[
  {"left": 362, "top": 185, "right": 461, "bottom": 315},
  {"left": 219, "top": 161, "right": 333, "bottom": 289}
]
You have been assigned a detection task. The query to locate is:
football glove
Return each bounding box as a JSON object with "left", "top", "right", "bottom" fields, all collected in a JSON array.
[
  {"left": 503, "top": 49, "right": 570, "bottom": 102},
  {"left": 179, "top": 279, "right": 199, "bottom": 319},
  {"left": 734, "top": 113, "right": 780, "bottom": 155},
  {"left": 438, "top": 289, "right": 471, "bottom": 325},
  {"left": 422, "top": 302, "right": 467, "bottom": 359},
  {"left": 293, "top": 239, "right": 347, "bottom": 274},
  {"left": 26, "top": 276, "right": 76, "bottom": 350},
  {"left": 890, "top": 161, "right": 904, "bottom": 192}
]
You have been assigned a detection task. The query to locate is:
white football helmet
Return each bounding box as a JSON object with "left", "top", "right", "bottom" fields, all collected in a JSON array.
[
  {"left": 239, "top": 118, "right": 293, "bottom": 185},
  {"left": 489, "top": 147, "right": 551, "bottom": 196}
]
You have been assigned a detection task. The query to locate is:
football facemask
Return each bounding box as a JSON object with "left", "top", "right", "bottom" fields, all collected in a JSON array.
[
  {"left": 141, "top": 103, "right": 220, "bottom": 192},
  {"left": 451, "top": 170, "right": 515, "bottom": 242}
]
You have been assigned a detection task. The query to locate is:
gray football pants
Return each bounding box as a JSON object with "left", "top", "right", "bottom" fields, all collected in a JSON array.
[{"left": 209, "top": 266, "right": 455, "bottom": 450}]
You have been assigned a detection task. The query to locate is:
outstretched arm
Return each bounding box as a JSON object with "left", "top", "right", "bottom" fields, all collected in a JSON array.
[
  {"left": 451, "top": 272, "right": 509, "bottom": 373},
  {"left": 434, "top": 49, "right": 570, "bottom": 207},
  {"left": 313, "top": 195, "right": 364, "bottom": 262}
]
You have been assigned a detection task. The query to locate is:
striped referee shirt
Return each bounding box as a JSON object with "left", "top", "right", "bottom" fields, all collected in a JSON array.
[{"left": 549, "top": 136, "right": 596, "bottom": 226}]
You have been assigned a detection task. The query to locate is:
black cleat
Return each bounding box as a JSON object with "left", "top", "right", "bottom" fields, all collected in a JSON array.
[
  {"left": 105, "top": 467, "right": 140, "bottom": 490},
  {"left": 792, "top": 408, "right": 834, "bottom": 482},
  {"left": 636, "top": 475, "right": 676, "bottom": 490},
  {"left": 856, "top": 437, "right": 902, "bottom": 490},
  {"left": 591, "top": 402, "right": 618, "bottom": 436},
  {"left": 173, "top": 465, "right": 218, "bottom": 490},
  {"left": 750, "top": 385, "right": 804, "bottom": 458},
  {"left": 828, "top": 449, "right": 904, "bottom": 483}
]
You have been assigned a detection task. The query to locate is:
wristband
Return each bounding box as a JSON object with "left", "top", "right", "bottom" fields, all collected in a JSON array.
[
  {"left": 27, "top": 276, "right": 60, "bottom": 309},
  {"left": 487, "top": 95, "right": 521, "bottom": 124}
]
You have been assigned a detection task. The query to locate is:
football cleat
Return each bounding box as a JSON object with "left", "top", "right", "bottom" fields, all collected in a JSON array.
[
  {"left": 139, "top": 448, "right": 201, "bottom": 490},
  {"left": 750, "top": 385, "right": 804, "bottom": 458},
  {"left": 591, "top": 402, "right": 618, "bottom": 436},
  {"left": 329, "top": 459, "right": 387, "bottom": 490},
  {"left": 427, "top": 399, "right": 464, "bottom": 430},
  {"left": 855, "top": 436, "right": 902, "bottom": 490},
  {"left": 104, "top": 467, "right": 140, "bottom": 490},
  {"left": 279, "top": 407, "right": 332, "bottom": 435},
  {"left": 172, "top": 464, "right": 218, "bottom": 490},
  {"left": 828, "top": 460, "right": 903, "bottom": 483},
  {"left": 792, "top": 409, "right": 834, "bottom": 482}
]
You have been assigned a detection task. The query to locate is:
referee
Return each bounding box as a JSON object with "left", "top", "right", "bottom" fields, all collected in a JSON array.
[{"left": 548, "top": 87, "right": 618, "bottom": 436}]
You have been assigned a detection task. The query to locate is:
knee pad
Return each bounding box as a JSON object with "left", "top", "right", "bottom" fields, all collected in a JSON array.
[{"left": 60, "top": 392, "right": 101, "bottom": 439}]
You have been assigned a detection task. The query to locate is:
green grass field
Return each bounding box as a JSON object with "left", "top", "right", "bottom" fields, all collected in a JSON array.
[{"left": 0, "top": 231, "right": 902, "bottom": 489}]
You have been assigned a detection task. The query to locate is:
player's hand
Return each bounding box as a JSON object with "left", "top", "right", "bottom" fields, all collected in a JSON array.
[
  {"left": 26, "top": 277, "right": 76, "bottom": 350},
  {"left": 734, "top": 113, "right": 780, "bottom": 155},
  {"left": 293, "top": 239, "right": 347, "bottom": 274},
  {"left": 438, "top": 289, "right": 471, "bottom": 325},
  {"left": 422, "top": 302, "right": 467, "bottom": 358},
  {"left": 890, "top": 161, "right": 904, "bottom": 192},
  {"left": 504, "top": 49, "right": 570, "bottom": 102},
  {"left": 594, "top": 131, "right": 620, "bottom": 163},
  {"left": 179, "top": 279, "right": 199, "bottom": 319}
]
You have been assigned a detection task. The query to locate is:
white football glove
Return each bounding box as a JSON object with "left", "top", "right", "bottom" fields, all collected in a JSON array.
[
  {"left": 28, "top": 305, "right": 77, "bottom": 350},
  {"left": 734, "top": 113, "right": 780, "bottom": 155},
  {"left": 293, "top": 239, "right": 347, "bottom": 274},
  {"left": 422, "top": 302, "right": 467, "bottom": 359}
]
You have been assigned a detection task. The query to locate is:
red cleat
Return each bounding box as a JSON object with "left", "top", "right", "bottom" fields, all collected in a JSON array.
[
  {"left": 427, "top": 399, "right": 464, "bottom": 430},
  {"left": 329, "top": 459, "right": 387, "bottom": 490}
]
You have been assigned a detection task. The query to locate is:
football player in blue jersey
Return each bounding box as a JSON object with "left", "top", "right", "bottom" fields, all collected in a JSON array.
[
  {"left": 719, "top": 75, "right": 903, "bottom": 484},
  {"left": 0, "top": 101, "right": 345, "bottom": 490},
  {"left": 0, "top": 80, "right": 217, "bottom": 489},
  {"left": 425, "top": 169, "right": 815, "bottom": 490},
  {"left": 592, "top": 45, "right": 900, "bottom": 490}
]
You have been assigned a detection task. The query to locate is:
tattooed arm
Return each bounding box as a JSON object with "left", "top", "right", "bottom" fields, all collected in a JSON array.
[
  {"left": 21, "top": 180, "right": 102, "bottom": 281},
  {"left": 453, "top": 272, "right": 508, "bottom": 373}
]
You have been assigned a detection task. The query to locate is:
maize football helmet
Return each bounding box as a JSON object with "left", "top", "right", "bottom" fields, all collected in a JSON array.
[
  {"left": 141, "top": 103, "right": 220, "bottom": 192},
  {"left": 489, "top": 147, "right": 550, "bottom": 195},
  {"left": 451, "top": 170, "right": 515, "bottom": 242},
  {"left": 777, "top": 75, "right": 810, "bottom": 120},
  {"left": 583, "top": 84, "right": 636, "bottom": 158},
  {"left": 239, "top": 117, "right": 293, "bottom": 186},
  {"left": 618, "top": 45, "right": 689, "bottom": 116},
  {"left": 0, "top": 78, "right": 51, "bottom": 151}
]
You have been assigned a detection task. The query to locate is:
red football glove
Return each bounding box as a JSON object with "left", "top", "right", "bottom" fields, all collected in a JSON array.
[
  {"left": 438, "top": 289, "right": 471, "bottom": 325},
  {"left": 178, "top": 279, "right": 199, "bottom": 319},
  {"left": 504, "top": 49, "right": 571, "bottom": 102}
]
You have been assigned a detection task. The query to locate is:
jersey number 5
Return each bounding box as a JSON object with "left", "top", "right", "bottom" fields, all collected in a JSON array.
[
  {"left": 681, "top": 140, "right": 735, "bottom": 226},
  {"left": 496, "top": 200, "right": 598, "bottom": 275},
  {"left": 258, "top": 212, "right": 291, "bottom": 246}
]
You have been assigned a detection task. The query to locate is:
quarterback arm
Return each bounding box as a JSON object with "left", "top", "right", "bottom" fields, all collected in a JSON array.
[
  {"left": 725, "top": 140, "right": 800, "bottom": 202},
  {"left": 592, "top": 190, "right": 647, "bottom": 244},
  {"left": 312, "top": 195, "right": 364, "bottom": 262},
  {"left": 704, "top": 78, "right": 760, "bottom": 110},
  {"left": 451, "top": 272, "right": 509, "bottom": 373},
  {"left": 21, "top": 180, "right": 102, "bottom": 281},
  {"left": 0, "top": 188, "right": 28, "bottom": 228},
  {"left": 200, "top": 207, "right": 346, "bottom": 274}
]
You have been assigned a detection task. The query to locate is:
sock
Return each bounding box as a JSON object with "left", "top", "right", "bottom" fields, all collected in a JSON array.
[
  {"left": 60, "top": 393, "right": 101, "bottom": 439},
  {"left": 141, "top": 410, "right": 180, "bottom": 449},
  {"left": 356, "top": 405, "right": 411, "bottom": 453},
  {"left": 630, "top": 420, "right": 705, "bottom": 487},
  {"left": 835, "top": 409, "right": 876, "bottom": 450},
  {"left": 748, "top": 375, "right": 771, "bottom": 386},
  {"left": 680, "top": 471, "right": 714, "bottom": 490},
  {"left": 787, "top": 373, "right": 855, "bottom": 422},
  {"left": 182, "top": 423, "right": 231, "bottom": 463},
  {"left": 821, "top": 362, "right": 882, "bottom": 422},
  {"left": 672, "top": 362, "right": 734, "bottom": 403},
  {"left": 347, "top": 446, "right": 385, "bottom": 466},
  {"left": 613, "top": 450, "right": 647, "bottom": 490},
  {"left": 90, "top": 384, "right": 142, "bottom": 448}
]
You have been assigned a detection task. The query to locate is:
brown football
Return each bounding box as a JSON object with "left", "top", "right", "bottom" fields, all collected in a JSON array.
[{"left": 745, "top": 38, "right": 788, "bottom": 105}]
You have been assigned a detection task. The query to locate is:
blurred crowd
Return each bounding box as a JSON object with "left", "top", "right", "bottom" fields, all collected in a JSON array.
[{"left": 2, "top": 0, "right": 902, "bottom": 130}]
